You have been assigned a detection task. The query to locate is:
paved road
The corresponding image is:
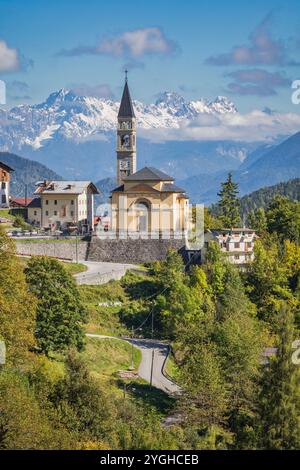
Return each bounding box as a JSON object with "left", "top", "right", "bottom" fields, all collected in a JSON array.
[
  {"left": 74, "top": 260, "right": 138, "bottom": 285},
  {"left": 86, "top": 334, "right": 181, "bottom": 395}
]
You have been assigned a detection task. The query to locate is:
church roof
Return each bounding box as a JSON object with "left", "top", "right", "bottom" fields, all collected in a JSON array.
[
  {"left": 123, "top": 166, "right": 174, "bottom": 182},
  {"left": 161, "top": 183, "right": 186, "bottom": 193},
  {"left": 118, "top": 81, "right": 135, "bottom": 118}
]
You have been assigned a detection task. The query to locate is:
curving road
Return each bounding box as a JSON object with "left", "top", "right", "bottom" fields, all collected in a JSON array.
[
  {"left": 75, "top": 261, "right": 138, "bottom": 285},
  {"left": 86, "top": 334, "right": 181, "bottom": 395}
]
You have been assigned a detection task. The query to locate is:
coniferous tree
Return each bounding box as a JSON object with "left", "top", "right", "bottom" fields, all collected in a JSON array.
[
  {"left": 248, "top": 207, "right": 267, "bottom": 234},
  {"left": 217, "top": 173, "right": 241, "bottom": 227},
  {"left": 259, "top": 303, "right": 300, "bottom": 449}
]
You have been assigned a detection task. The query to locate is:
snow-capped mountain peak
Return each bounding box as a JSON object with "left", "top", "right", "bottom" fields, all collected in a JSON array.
[{"left": 0, "top": 89, "right": 237, "bottom": 151}]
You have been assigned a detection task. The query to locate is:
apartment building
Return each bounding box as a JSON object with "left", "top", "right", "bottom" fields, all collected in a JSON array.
[
  {"left": 34, "top": 180, "right": 99, "bottom": 232},
  {"left": 203, "top": 228, "right": 258, "bottom": 266}
]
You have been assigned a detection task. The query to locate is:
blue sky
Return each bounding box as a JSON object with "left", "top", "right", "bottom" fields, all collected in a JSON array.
[{"left": 1, "top": 0, "right": 300, "bottom": 112}]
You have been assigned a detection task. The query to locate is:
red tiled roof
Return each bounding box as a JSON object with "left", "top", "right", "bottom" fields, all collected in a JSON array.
[{"left": 10, "top": 197, "right": 33, "bottom": 207}]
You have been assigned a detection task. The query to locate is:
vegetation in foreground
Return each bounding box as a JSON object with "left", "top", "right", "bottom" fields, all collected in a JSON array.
[{"left": 1, "top": 174, "right": 300, "bottom": 449}]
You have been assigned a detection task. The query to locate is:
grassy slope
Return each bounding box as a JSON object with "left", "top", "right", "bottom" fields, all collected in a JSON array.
[
  {"left": 61, "top": 261, "right": 87, "bottom": 275},
  {"left": 80, "top": 280, "right": 128, "bottom": 336},
  {"left": 0, "top": 209, "right": 15, "bottom": 221},
  {"left": 18, "top": 257, "right": 87, "bottom": 275},
  {"left": 164, "top": 351, "right": 180, "bottom": 382},
  {"left": 82, "top": 337, "right": 141, "bottom": 380}
]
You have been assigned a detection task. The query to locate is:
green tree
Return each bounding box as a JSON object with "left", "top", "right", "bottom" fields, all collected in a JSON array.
[
  {"left": 154, "top": 250, "right": 202, "bottom": 337},
  {"left": 25, "top": 256, "right": 86, "bottom": 355},
  {"left": 0, "top": 228, "right": 36, "bottom": 365},
  {"left": 217, "top": 173, "right": 241, "bottom": 228},
  {"left": 215, "top": 310, "right": 264, "bottom": 448},
  {"left": 259, "top": 303, "right": 300, "bottom": 449},
  {"left": 0, "top": 370, "right": 74, "bottom": 449},
  {"left": 204, "top": 207, "right": 223, "bottom": 230},
  {"left": 247, "top": 236, "right": 298, "bottom": 325},
  {"left": 51, "top": 349, "right": 113, "bottom": 443},
  {"left": 248, "top": 207, "right": 267, "bottom": 235},
  {"left": 266, "top": 195, "right": 300, "bottom": 243}
]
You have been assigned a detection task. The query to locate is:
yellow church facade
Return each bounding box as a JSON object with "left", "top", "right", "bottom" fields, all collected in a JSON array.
[{"left": 110, "top": 76, "right": 189, "bottom": 239}]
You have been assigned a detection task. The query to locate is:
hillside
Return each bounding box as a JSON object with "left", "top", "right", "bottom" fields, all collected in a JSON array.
[
  {"left": 179, "top": 132, "right": 300, "bottom": 203},
  {"left": 239, "top": 178, "right": 300, "bottom": 215},
  {"left": 236, "top": 132, "right": 300, "bottom": 195},
  {"left": 0, "top": 152, "right": 62, "bottom": 197}
]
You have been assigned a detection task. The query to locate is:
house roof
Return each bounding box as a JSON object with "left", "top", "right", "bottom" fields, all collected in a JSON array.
[
  {"left": 0, "top": 161, "right": 14, "bottom": 173},
  {"left": 27, "top": 197, "right": 42, "bottom": 208},
  {"left": 35, "top": 180, "right": 99, "bottom": 195},
  {"left": 10, "top": 197, "right": 33, "bottom": 207},
  {"left": 123, "top": 166, "right": 174, "bottom": 182},
  {"left": 118, "top": 80, "right": 135, "bottom": 118},
  {"left": 210, "top": 228, "right": 256, "bottom": 236}
]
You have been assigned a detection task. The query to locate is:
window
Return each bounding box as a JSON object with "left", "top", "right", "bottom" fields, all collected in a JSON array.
[
  {"left": 71, "top": 200, "right": 74, "bottom": 205},
  {"left": 34, "top": 210, "right": 37, "bottom": 216},
  {"left": 46, "top": 200, "right": 49, "bottom": 205},
  {"left": 71, "top": 211, "right": 74, "bottom": 217},
  {"left": 1, "top": 195, "right": 6, "bottom": 204},
  {"left": 234, "top": 242, "right": 240, "bottom": 249},
  {"left": 54, "top": 210, "right": 57, "bottom": 216},
  {"left": 1, "top": 182, "right": 5, "bottom": 189},
  {"left": 234, "top": 254, "right": 240, "bottom": 260},
  {"left": 54, "top": 200, "right": 57, "bottom": 205},
  {"left": 45, "top": 210, "right": 49, "bottom": 216}
]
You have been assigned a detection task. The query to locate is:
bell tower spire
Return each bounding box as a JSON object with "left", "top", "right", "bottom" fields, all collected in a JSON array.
[{"left": 116, "top": 73, "right": 136, "bottom": 185}]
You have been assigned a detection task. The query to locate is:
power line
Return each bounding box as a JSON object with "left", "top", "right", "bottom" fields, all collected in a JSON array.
[{"left": 131, "top": 249, "right": 200, "bottom": 334}]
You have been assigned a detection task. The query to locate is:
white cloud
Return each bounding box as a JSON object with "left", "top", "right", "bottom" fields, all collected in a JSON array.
[
  {"left": 0, "top": 40, "right": 19, "bottom": 72},
  {"left": 139, "top": 110, "right": 300, "bottom": 143},
  {"left": 58, "top": 27, "right": 178, "bottom": 58},
  {"left": 98, "top": 28, "right": 175, "bottom": 57}
]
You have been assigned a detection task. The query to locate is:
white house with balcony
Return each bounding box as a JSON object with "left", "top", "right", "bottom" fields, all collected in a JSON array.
[
  {"left": 202, "top": 228, "right": 258, "bottom": 266},
  {"left": 34, "top": 180, "right": 99, "bottom": 232}
]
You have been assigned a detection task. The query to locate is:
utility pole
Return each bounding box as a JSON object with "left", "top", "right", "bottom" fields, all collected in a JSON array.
[
  {"left": 25, "top": 183, "right": 28, "bottom": 207},
  {"left": 150, "top": 309, "right": 154, "bottom": 388},
  {"left": 130, "top": 325, "right": 134, "bottom": 370},
  {"left": 75, "top": 229, "right": 78, "bottom": 264}
]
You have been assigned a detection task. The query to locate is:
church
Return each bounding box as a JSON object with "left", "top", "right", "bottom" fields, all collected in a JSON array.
[{"left": 110, "top": 76, "right": 189, "bottom": 239}]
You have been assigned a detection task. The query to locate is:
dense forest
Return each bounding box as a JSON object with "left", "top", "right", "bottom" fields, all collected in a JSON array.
[
  {"left": 240, "top": 178, "right": 300, "bottom": 217},
  {"left": 1, "top": 174, "right": 300, "bottom": 450}
]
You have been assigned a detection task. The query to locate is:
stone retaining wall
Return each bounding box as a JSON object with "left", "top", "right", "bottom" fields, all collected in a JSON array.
[
  {"left": 16, "top": 241, "right": 88, "bottom": 261},
  {"left": 16, "top": 238, "right": 187, "bottom": 263},
  {"left": 87, "top": 238, "right": 186, "bottom": 263}
]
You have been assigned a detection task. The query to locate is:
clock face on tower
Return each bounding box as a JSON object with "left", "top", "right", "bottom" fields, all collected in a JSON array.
[{"left": 119, "top": 160, "right": 130, "bottom": 170}]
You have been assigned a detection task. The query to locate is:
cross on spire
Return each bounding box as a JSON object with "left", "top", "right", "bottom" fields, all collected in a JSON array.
[{"left": 125, "top": 69, "right": 128, "bottom": 82}]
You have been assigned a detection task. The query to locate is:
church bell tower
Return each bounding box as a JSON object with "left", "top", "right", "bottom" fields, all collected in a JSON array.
[{"left": 116, "top": 72, "right": 136, "bottom": 185}]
